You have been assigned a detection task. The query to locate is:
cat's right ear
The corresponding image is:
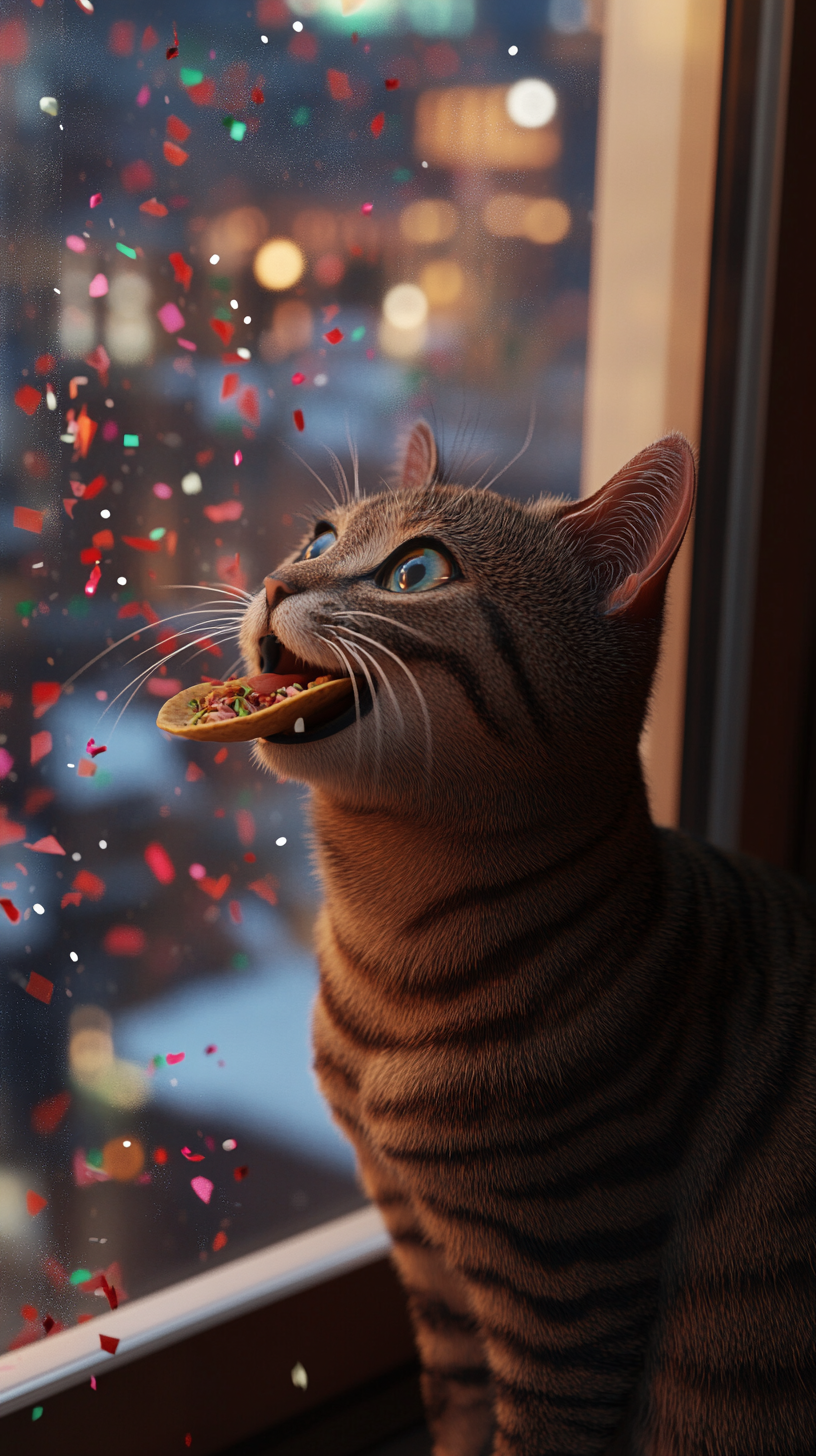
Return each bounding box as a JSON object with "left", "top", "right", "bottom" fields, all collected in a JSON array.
[
  {"left": 398, "top": 420, "right": 438, "bottom": 491},
  {"left": 557, "top": 434, "right": 695, "bottom": 619}
]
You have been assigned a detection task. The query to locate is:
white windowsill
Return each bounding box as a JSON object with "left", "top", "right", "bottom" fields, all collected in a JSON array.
[{"left": 0, "top": 1205, "right": 389, "bottom": 1419}]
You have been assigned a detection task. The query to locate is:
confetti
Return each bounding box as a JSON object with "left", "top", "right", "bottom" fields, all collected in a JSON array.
[
  {"left": 143, "top": 842, "right": 175, "bottom": 884},
  {"left": 181, "top": 1147, "right": 204, "bottom": 1161},
  {"left": 203, "top": 500, "right": 242, "bottom": 523},
  {"left": 228, "top": 900, "right": 242, "bottom": 924},
  {"left": 66, "top": 235, "right": 86, "bottom": 252},
  {"left": 166, "top": 23, "right": 179, "bottom": 60},
  {"left": 163, "top": 141, "right": 188, "bottom": 166},
  {"left": 169, "top": 251, "right": 193, "bottom": 288},
  {"left": 198, "top": 874, "right": 230, "bottom": 901},
  {"left": 89, "top": 193, "right": 102, "bottom": 208},
  {"left": 190, "top": 1176, "right": 213, "bottom": 1204},
  {"left": 181, "top": 472, "right": 203, "bottom": 495},
  {"left": 251, "top": 87, "right": 264, "bottom": 104},
  {"left": 86, "top": 738, "right": 107, "bottom": 758},
  {"left": 385, "top": 77, "right": 400, "bottom": 89},
  {"left": 31, "top": 1092, "right": 71, "bottom": 1134},
  {"left": 90, "top": 1377, "right": 97, "bottom": 1391},
  {"left": 77, "top": 759, "right": 96, "bottom": 777},
  {"left": 361, "top": 201, "right": 373, "bottom": 214},
  {"left": 24, "top": 835, "right": 65, "bottom": 855},
  {"left": 13, "top": 505, "right": 43, "bottom": 534},
  {"left": 153, "top": 1147, "right": 168, "bottom": 1164},
  {"left": 0, "top": 810, "right": 26, "bottom": 847},
  {"left": 30, "top": 732, "right": 52, "bottom": 766},
  {"left": 248, "top": 876, "right": 277, "bottom": 906},
  {"left": 32, "top": 1406, "right": 44, "bottom": 1421},
  {"left": 147, "top": 677, "right": 182, "bottom": 697},
  {"left": 84, "top": 564, "right": 102, "bottom": 596},
  {"left": 73, "top": 869, "right": 105, "bottom": 898},
  {"left": 293, "top": 409, "right": 305, "bottom": 432},
  {"left": 26, "top": 973, "right": 54, "bottom": 1005},
  {"left": 324, "top": 328, "right": 344, "bottom": 344},
  {"left": 327, "top": 69, "right": 353, "bottom": 101},
  {"left": 122, "top": 535, "right": 161, "bottom": 552},
  {"left": 222, "top": 1138, "right": 236, "bottom": 1150},
  {"left": 166, "top": 1052, "right": 185, "bottom": 1065},
  {"left": 220, "top": 372, "right": 239, "bottom": 401},
  {"left": 102, "top": 925, "right": 146, "bottom": 956},
  {"left": 370, "top": 112, "right": 385, "bottom": 138},
  {"left": 140, "top": 197, "right": 168, "bottom": 216},
  {"left": 205, "top": 1045, "right": 217, "bottom": 1055},
  {"left": 0, "top": 898, "right": 20, "bottom": 923},
  {"left": 212, "top": 1231, "right": 228, "bottom": 1252},
  {"left": 291, "top": 1362, "right": 308, "bottom": 1389},
  {"left": 210, "top": 318, "right": 234, "bottom": 345},
  {"left": 82, "top": 473, "right": 108, "bottom": 500},
  {"left": 32, "top": 681, "right": 60, "bottom": 717},
  {"left": 99, "top": 1335, "right": 120, "bottom": 1355},
  {"left": 27, "top": 1190, "right": 48, "bottom": 1217},
  {"left": 89, "top": 274, "right": 108, "bottom": 298},
  {"left": 166, "top": 115, "right": 190, "bottom": 143}
]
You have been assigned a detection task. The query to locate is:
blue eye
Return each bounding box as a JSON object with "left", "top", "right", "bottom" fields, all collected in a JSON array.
[
  {"left": 383, "top": 544, "right": 454, "bottom": 594},
  {"left": 298, "top": 528, "right": 336, "bottom": 562}
]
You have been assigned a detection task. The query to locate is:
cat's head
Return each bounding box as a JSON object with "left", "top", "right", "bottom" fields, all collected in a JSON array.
[{"left": 240, "top": 424, "right": 694, "bottom": 829}]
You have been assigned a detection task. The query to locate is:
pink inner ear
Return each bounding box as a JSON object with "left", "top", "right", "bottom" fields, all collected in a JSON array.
[
  {"left": 400, "top": 420, "right": 438, "bottom": 491},
  {"left": 559, "top": 435, "right": 696, "bottom": 615}
]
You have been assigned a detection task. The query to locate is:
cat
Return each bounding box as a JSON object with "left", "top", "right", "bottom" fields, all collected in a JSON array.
[{"left": 239, "top": 423, "right": 816, "bottom": 1456}]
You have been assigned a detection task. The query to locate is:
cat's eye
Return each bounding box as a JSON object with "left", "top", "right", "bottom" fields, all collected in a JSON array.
[
  {"left": 297, "top": 527, "right": 337, "bottom": 562},
  {"left": 381, "top": 543, "right": 456, "bottom": 594}
]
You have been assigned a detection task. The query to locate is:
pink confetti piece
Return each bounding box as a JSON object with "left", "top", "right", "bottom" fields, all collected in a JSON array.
[
  {"left": 233, "top": 450, "right": 242, "bottom": 466},
  {"left": 88, "top": 274, "right": 108, "bottom": 298},
  {"left": 166, "top": 1051, "right": 185, "bottom": 1065},
  {"left": 144, "top": 841, "right": 175, "bottom": 884},
  {"left": 188, "top": 863, "right": 206, "bottom": 880},
  {"left": 90, "top": 1376, "right": 97, "bottom": 1391},
  {"left": 181, "top": 1146, "right": 204, "bottom": 1161},
  {"left": 177, "top": 338, "right": 197, "bottom": 351},
  {"left": 85, "top": 738, "right": 107, "bottom": 757},
  {"left": 66, "top": 235, "right": 86, "bottom": 253},
  {"left": 136, "top": 85, "right": 150, "bottom": 106},
  {"left": 190, "top": 1175, "right": 213, "bottom": 1204},
  {"left": 89, "top": 193, "right": 102, "bottom": 208},
  {"left": 24, "top": 835, "right": 66, "bottom": 855},
  {"left": 205, "top": 1045, "right": 217, "bottom": 1055},
  {"left": 153, "top": 481, "right": 173, "bottom": 499},
  {"left": 291, "top": 372, "right": 306, "bottom": 385},
  {"left": 361, "top": 202, "right": 373, "bottom": 214},
  {"left": 84, "top": 564, "right": 102, "bottom": 596},
  {"left": 157, "top": 301, "right": 185, "bottom": 333}
]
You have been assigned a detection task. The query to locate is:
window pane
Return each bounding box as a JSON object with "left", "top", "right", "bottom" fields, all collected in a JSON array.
[{"left": 1, "top": 0, "right": 600, "bottom": 1349}]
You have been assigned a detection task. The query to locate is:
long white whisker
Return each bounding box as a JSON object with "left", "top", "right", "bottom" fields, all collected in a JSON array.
[
  {"left": 61, "top": 604, "right": 246, "bottom": 690},
  {"left": 345, "top": 420, "right": 360, "bottom": 501},
  {"left": 323, "top": 446, "right": 351, "bottom": 506},
  {"left": 313, "top": 632, "right": 363, "bottom": 773},
  {"left": 331, "top": 608, "right": 437, "bottom": 645},
  {"left": 332, "top": 624, "right": 432, "bottom": 773},
  {"left": 119, "top": 618, "right": 244, "bottom": 675},
  {"left": 280, "top": 440, "right": 341, "bottom": 511},
  {"left": 328, "top": 631, "right": 403, "bottom": 737},
  {"left": 103, "top": 627, "right": 242, "bottom": 728},
  {"left": 163, "top": 582, "right": 253, "bottom": 602},
  {"left": 328, "top": 635, "right": 382, "bottom": 777},
  {"left": 481, "top": 401, "right": 536, "bottom": 491}
]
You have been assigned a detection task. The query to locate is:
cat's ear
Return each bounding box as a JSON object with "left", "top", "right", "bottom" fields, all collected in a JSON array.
[
  {"left": 558, "top": 434, "right": 695, "bottom": 617},
  {"left": 398, "top": 420, "right": 438, "bottom": 491}
]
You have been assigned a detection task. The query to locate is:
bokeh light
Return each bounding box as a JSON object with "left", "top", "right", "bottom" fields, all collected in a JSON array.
[
  {"left": 399, "top": 199, "right": 459, "bottom": 244},
  {"left": 506, "top": 78, "right": 558, "bottom": 129},
  {"left": 253, "top": 238, "right": 306, "bottom": 291},
  {"left": 419, "top": 259, "right": 464, "bottom": 307},
  {"left": 382, "top": 283, "right": 429, "bottom": 330}
]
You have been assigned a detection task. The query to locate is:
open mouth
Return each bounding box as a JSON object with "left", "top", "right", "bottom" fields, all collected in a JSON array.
[{"left": 258, "top": 632, "right": 374, "bottom": 744}]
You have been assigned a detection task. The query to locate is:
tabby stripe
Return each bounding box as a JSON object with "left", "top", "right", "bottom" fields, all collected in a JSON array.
[
  {"left": 474, "top": 595, "right": 551, "bottom": 740},
  {"left": 397, "top": 638, "right": 505, "bottom": 737},
  {"left": 487, "top": 1316, "right": 652, "bottom": 1374},
  {"left": 405, "top": 777, "right": 640, "bottom": 932},
  {"left": 312, "top": 1047, "right": 359, "bottom": 1093},
  {"left": 423, "top": 1364, "right": 492, "bottom": 1387},
  {"left": 407, "top": 1294, "right": 481, "bottom": 1334},
  {"left": 440, "top": 1210, "right": 671, "bottom": 1270}
]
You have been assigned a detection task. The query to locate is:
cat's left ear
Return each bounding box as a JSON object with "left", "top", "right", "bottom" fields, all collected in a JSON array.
[
  {"left": 398, "top": 420, "right": 438, "bottom": 491},
  {"left": 557, "top": 434, "right": 695, "bottom": 617}
]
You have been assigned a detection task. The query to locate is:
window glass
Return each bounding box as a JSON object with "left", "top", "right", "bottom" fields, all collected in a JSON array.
[{"left": 0, "top": 0, "right": 599, "bottom": 1348}]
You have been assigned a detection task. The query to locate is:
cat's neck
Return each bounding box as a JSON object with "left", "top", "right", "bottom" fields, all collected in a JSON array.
[{"left": 309, "top": 768, "right": 661, "bottom": 999}]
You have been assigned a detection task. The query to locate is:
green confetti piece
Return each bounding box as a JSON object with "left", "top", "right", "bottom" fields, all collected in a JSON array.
[
  {"left": 116, "top": 243, "right": 137, "bottom": 259},
  {"left": 392, "top": 168, "right": 412, "bottom": 182},
  {"left": 351, "top": 326, "right": 366, "bottom": 341},
  {"left": 32, "top": 1407, "right": 44, "bottom": 1422},
  {"left": 210, "top": 276, "right": 230, "bottom": 292},
  {"left": 69, "top": 1268, "right": 91, "bottom": 1284},
  {"left": 291, "top": 106, "right": 310, "bottom": 127},
  {"left": 152, "top": 1054, "right": 165, "bottom": 1068},
  {"left": 148, "top": 527, "right": 166, "bottom": 541},
  {"left": 15, "top": 600, "right": 34, "bottom": 618},
  {"left": 229, "top": 121, "right": 246, "bottom": 142},
  {"left": 68, "top": 596, "right": 91, "bottom": 617},
  {"left": 91, "top": 770, "right": 113, "bottom": 787},
  {"left": 123, "top": 434, "right": 139, "bottom": 448},
  {"left": 87, "top": 1147, "right": 103, "bottom": 1168},
  {"left": 180, "top": 68, "right": 203, "bottom": 86},
  {"left": 212, "top": 305, "right": 232, "bottom": 321},
  {"left": 231, "top": 952, "right": 250, "bottom": 971}
]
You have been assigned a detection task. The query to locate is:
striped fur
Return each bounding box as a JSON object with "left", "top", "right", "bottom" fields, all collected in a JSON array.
[{"left": 243, "top": 429, "right": 816, "bottom": 1454}]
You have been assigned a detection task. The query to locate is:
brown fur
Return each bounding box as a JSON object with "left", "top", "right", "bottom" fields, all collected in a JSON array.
[{"left": 240, "top": 428, "right": 816, "bottom": 1455}]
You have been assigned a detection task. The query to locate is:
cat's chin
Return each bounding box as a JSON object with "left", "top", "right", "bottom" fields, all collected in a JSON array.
[{"left": 261, "top": 679, "right": 373, "bottom": 745}]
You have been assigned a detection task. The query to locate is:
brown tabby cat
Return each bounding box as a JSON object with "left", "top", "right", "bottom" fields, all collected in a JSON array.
[{"left": 240, "top": 424, "right": 816, "bottom": 1456}]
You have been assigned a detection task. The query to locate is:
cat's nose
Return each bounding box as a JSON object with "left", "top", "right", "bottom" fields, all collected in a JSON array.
[{"left": 264, "top": 577, "right": 293, "bottom": 611}]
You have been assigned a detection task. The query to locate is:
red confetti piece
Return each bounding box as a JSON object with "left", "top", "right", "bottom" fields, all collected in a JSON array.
[
  {"left": 90, "top": 192, "right": 102, "bottom": 208},
  {"left": 324, "top": 328, "right": 344, "bottom": 344},
  {"left": 166, "top": 1052, "right": 185, "bottom": 1065},
  {"left": 186, "top": 762, "right": 205, "bottom": 782},
  {"left": 228, "top": 899, "right": 242, "bottom": 924},
  {"left": 31, "top": 1091, "right": 71, "bottom": 1136},
  {"left": 121, "top": 158, "right": 154, "bottom": 194},
  {"left": 82, "top": 474, "right": 108, "bottom": 500},
  {"left": 167, "top": 252, "right": 193, "bottom": 291},
  {"left": 235, "top": 809, "right": 255, "bottom": 846},
  {"left": 85, "top": 563, "right": 102, "bottom": 596},
  {"left": 103, "top": 925, "right": 146, "bottom": 956},
  {"left": 25, "top": 787, "right": 53, "bottom": 815},
  {"left": 385, "top": 77, "right": 400, "bottom": 89},
  {"left": 13, "top": 505, "right": 43, "bottom": 533},
  {"left": 142, "top": 24, "right": 157, "bottom": 48},
  {"left": 233, "top": 1165, "right": 249, "bottom": 1181},
  {"left": 153, "top": 1147, "right": 168, "bottom": 1164},
  {"left": 21, "top": 1306, "right": 37, "bottom": 1323},
  {"left": 251, "top": 87, "right": 264, "bottom": 104},
  {"left": 73, "top": 868, "right": 105, "bottom": 899},
  {"left": 291, "top": 372, "right": 306, "bottom": 385},
  {"left": 210, "top": 318, "right": 234, "bottom": 345},
  {"left": 212, "top": 1231, "right": 228, "bottom": 1252},
  {"left": 85, "top": 346, "right": 111, "bottom": 385},
  {"left": 24, "top": 835, "right": 65, "bottom": 855},
  {"left": 147, "top": 677, "right": 182, "bottom": 698},
  {"left": 121, "top": 535, "right": 161, "bottom": 552},
  {"left": 140, "top": 197, "right": 168, "bottom": 217},
  {"left": 42, "top": 1315, "right": 56, "bottom": 1334},
  {"left": 221, "top": 371, "right": 239, "bottom": 401},
  {"left": 144, "top": 842, "right": 175, "bottom": 885},
  {"left": 293, "top": 409, "right": 305, "bottom": 432},
  {"left": 26, "top": 972, "right": 54, "bottom": 1005},
  {"left": 61, "top": 891, "right": 82, "bottom": 908},
  {"left": 165, "top": 23, "right": 178, "bottom": 60},
  {"left": 238, "top": 386, "right": 260, "bottom": 426},
  {"left": 74, "top": 405, "right": 98, "bottom": 458},
  {"left": 99, "top": 1334, "right": 120, "bottom": 1355},
  {"left": 214, "top": 747, "right": 228, "bottom": 764},
  {"left": 205, "top": 1045, "right": 217, "bottom": 1055},
  {"left": 181, "top": 1146, "right": 204, "bottom": 1161},
  {"left": 187, "top": 78, "right": 216, "bottom": 106},
  {"left": 14, "top": 384, "right": 41, "bottom": 416},
  {"left": 100, "top": 1277, "right": 118, "bottom": 1310},
  {"left": 166, "top": 114, "right": 190, "bottom": 143},
  {"left": 163, "top": 140, "right": 188, "bottom": 166},
  {"left": 370, "top": 111, "right": 385, "bottom": 138},
  {"left": 92, "top": 528, "right": 114, "bottom": 549},
  {"left": 63, "top": 499, "right": 77, "bottom": 519},
  {"left": 248, "top": 875, "right": 278, "bottom": 907},
  {"left": 0, "top": 898, "right": 20, "bottom": 923},
  {"left": 327, "top": 68, "right": 352, "bottom": 100},
  {"left": 203, "top": 500, "right": 243, "bottom": 523},
  {"left": 199, "top": 874, "right": 230, "bottom": 901},
  {"left": 30, "top": 731, "right": 52, "bottom": 766},
  {"left": 34, "top": 354, "right": 56, "bottom": 375},
  {"left": 32, "top": 681, "right": 61, "bottom": 718},
  {"left": 80, "top": 546, "right": 102, "bottom": 565},
  {"left": 85, "top": 738, "right": 107, "bottom": 758}
]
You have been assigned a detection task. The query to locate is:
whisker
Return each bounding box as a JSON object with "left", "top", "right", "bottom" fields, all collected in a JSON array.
[
  {"left": 332, "top": 609, "right": 437, "bottom": 645},
  {"left": 313, "top": 632, "right": 363, "bottom": 773},
  {"left": 103, "top": 627, "right": 242, "bottom": 729},
  {"left": 118, "top": 618, "right": 244, "bottom": 675},
  {"left": 481, "top": 400, "right": 536, "bottom": 492},
  {"left": 329, "top": 631, "right": 404, "bottom": 737},
  {"left": 328, "top": 634, "right": 382, "bottom": 777},
  {"left": 323, "top": 446, "right": 351, "bottom": 506},
  {"left": 332, "top": 624, "right": 432, "bottom": 773},
  {"left": 61, "top": 604, "right": 247, "bottom": 691},
  {"left": 345, "top": 420, "right": 360, "bottom": 501},
  {"left": 163, "top": 582, "right": 253, "bottom": 602},
  {"left": 280, "top": 440, "right": 341, "bottom": 511}
]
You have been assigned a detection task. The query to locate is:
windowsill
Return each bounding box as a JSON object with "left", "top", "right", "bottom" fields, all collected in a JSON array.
[{"left": 0, "top": 1205, "right": 388, "bottom": 1418}]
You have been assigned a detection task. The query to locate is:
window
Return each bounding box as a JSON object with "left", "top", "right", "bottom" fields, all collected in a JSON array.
[{"left": 0, "top": 0, "right": 766, "bottom": 1427}]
